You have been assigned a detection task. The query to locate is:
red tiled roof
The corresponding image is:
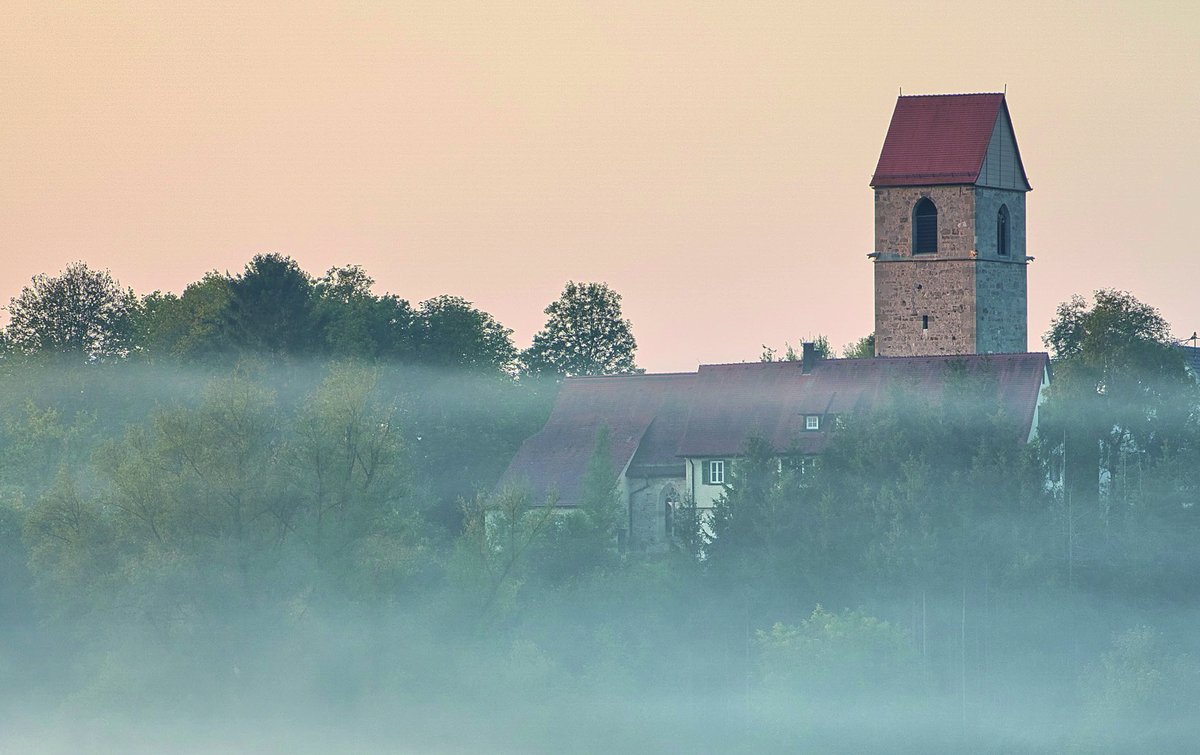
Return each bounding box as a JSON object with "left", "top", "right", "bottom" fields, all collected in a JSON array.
[
  {"left": 496, "top": 372, "right": 695, "bottom": 507},
  {"left": 498, "top": 354, "right": 1049, "bottom": 505},
  {"left": 871, "top": 93, "right": 1008, "bottom": 187},
  {"left": 677, "top": 353, "right": 1049, "bottom": 456}
]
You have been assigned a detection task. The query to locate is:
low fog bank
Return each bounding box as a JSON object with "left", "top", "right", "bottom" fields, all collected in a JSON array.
[
  {"left": 3, "top": 587, "right": 1198, "bottom": 754},
  {"left": 2, "top": 356, "right": 1199, "bottom": 753}
]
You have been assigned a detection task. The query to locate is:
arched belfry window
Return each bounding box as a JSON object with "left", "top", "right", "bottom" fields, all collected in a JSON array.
[
  {"left": 912, "top": 198, "right": 938, "bottom": 254},
  {"left": 997, "top": 205, "right": 1010, "bottom": 257}
]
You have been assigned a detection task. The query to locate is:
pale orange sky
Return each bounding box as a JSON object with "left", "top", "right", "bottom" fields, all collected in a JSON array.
[{"left": 3, "top": 1, "right": 1197, "bottom": 371}]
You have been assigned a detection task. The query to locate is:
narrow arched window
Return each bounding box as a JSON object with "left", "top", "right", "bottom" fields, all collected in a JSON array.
[
  {"left": 913, "top": 198, "right": 937, "bottom": 254},
  {"left": 997, "top": 205, "right": 1010, "bottom": 257}
]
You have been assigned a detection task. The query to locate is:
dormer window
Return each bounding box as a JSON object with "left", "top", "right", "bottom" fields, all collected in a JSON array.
[
  {"left": 805, "top": 415, "right": 820, "bottom": 431},
  {"left": 913, "top": 197, "right": 938, "bottom": 254},
  {"left": 997, "top": 205, "right": 1010, "bottom": 256}
]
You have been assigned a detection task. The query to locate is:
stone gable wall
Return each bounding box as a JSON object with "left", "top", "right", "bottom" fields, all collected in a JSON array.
[{"left": 627, "top": 476, "right": 683, "bottom": 552}]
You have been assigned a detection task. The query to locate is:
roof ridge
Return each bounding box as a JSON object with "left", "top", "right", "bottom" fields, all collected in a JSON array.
[
  {"left": 564, "top": 371, "right": 696, "bottom": 381},
  {"left": 695, "top": 352, "right": 1048, "bottom": 370},
  {"left": 562, "top": 353, "right": 1051, "bottom": 381},
  {"left": 698, "top": 359, "right": 805, "bottom": 368},
  {"left": 833, "top": 353, "right": 1049, "bottom": 365},
  {"left": 898, "top": 92, "right": 1004, "bottom": 98},
  {"left": 853, "top": 351, "right": 1048, "bottom": 360}
]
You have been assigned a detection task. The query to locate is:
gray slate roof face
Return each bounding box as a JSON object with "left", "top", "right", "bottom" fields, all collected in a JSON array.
[{"left": 498, "top": 353, "right": 1049, "bottom": 507}]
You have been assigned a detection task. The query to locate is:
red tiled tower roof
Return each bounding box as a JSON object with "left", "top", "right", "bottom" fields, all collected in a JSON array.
[{"left": 871, "top": 93, "right": 1027, "bottom": 188}]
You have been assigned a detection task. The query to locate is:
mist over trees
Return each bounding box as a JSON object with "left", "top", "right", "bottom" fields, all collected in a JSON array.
[{"left": 1, "top": 263, "right": 1198, "bottom": 752}]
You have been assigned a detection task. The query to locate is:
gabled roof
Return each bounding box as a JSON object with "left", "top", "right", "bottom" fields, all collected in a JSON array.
[
  {"left": 498, "top": 353, "right": 1050, "bottom": 505},
  {"left": 871, "top": 93, "right": 1030, "bottom": 189},
  {"left": 495, "top": 372, "right": 694, "bottom": 507},
  {"left": 676, "top": 353, "right": 1048, "bottom": 457}
]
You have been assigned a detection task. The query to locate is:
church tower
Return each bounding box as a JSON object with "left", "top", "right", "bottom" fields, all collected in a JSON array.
[{"left": 870, "top": 93, "right": 1031, "bottom": 356}]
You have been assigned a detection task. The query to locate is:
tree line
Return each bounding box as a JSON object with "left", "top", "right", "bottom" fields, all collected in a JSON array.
[{"left": 1, "top": 256, "right": 640, "bottom": 377}]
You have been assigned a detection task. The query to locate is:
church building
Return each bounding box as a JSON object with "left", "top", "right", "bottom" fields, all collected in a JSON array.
[{"left": 498, "top": 93, "right": 1050, "bottom": 550}]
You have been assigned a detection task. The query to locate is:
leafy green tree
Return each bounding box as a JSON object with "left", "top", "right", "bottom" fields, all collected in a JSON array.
[
  {"left": 451, "top": 486, "right": 556, "bottom": 622},
  {"left": 134, "top": 272, "right": 232, "bottom": 360},
  {"left": 415, "top": 295, "right": 517, "bottom": 373},
  {"left": 22, "top": 470, "right": 117, "bottom": 610},
  {"left": 287, "top": 364, "right": 428, "bottom": 594},
  {"left": 219, "top": 253, "right": 319, "bottom": 358},
  {"left": 760, "top": 335, "right": 831, "bottom": 362},
  {"left": 1041, "top": 292, "right": 1200, "bottom": 600},
  {"left": 813, "top": 377, "right": 1047, "bottom": 593},
  {"left": 0, "top": 397, "right": 97, "bottom": 500},
  {"left": 756, "top": 606, "right": 917, "bottom": 696},
  {"left": 842, "top": 333, "right": 876, "bottom": 359},
  {"left": 314, "top": 265, "right": 415, "bottom": 360},
  {"left": 314, "top": 264, "right": 375, "bottom": 302},
  {"left": 577, "top": 427, "right": 624, "bottom": 539},
  {"left": 528, "top": 427, "right": 622, "bottom": 584},
  {"left": 4, "top": 262, "right": 138, "bottom": 360},
  {"left": 96, "top": 376, "right": 287, "bottom": 558},
  {"left": 1073, "top": 626, "right": 1200, "bottom": 752},
  {"left": 0, "top": 490, "right": 34, "bottom": 641},
  {"left": 705, "top": 437, "right": 811, "bottom": 585},
  {"left": 522, "top": 282, "right": 638, "bottom": 377},
  {"left": 1042, "top": 290, "right": 1195, "bottom": 505},
  {"left": 1046, "top": 290, "right": 1177, "bottom": 366},
  {"left": 393, "top": 365, "right": 556, "bottom": 530},
  {"left": 702, "top": 370, "right": 1049, "bottom": 612}
]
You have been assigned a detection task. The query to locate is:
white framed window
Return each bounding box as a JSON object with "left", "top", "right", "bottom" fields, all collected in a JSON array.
[
  {"left": 706, "top": 459, "right": 725, "bottom": 485},
  {"left": 805, "top": 415, "right": 820, "bottom": 431}
]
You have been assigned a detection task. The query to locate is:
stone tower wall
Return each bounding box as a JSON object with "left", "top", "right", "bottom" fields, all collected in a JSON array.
[
  {"left": 974, "top": 260, "right": 1028, "bottom": 353},
  {"left": 872, "top": 184, "right": 1029, "bottom": 357},
  {"left": 874, "top": 258, "right": 977, "bottom": 356},
  {"left": 974, "top": 188, "right": 1026, "bottom": 259},
  {"left": 874, "top": 185, "right": 976, "bottom": 257},
  {"left": 972, "top": 187, "right": 1029, "bottom": 353}
]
